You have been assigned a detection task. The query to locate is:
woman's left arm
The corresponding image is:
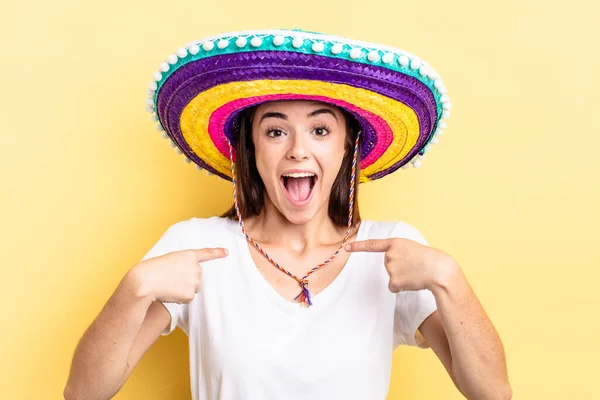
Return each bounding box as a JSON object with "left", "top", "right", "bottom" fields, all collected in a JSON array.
[
  {"left": 420, "top": 257, "right": 512, "bottom": 399},
  {"left": 345, "top": 239, "right": 511, "bottom": 400}
]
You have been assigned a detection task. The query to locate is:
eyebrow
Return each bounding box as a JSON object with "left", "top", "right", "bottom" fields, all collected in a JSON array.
[
  {"left": 259, "top": 112, "right": 287, "bottom": 123},
  {"left": 308, "top": 108, "right": 338, "bottom": 121},
  {"left": 258, "top": 108, "right": 338, "bottom": 124}
]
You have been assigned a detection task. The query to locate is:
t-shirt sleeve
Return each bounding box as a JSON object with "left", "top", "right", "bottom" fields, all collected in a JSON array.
[
  {"left": 392, "top": 222, "right": 438, "bottom": 349},
  {"left": 140, "top": 221, "right": 190, "bottom": 336}
]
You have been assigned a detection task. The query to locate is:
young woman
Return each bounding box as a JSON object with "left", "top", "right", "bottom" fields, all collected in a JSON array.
[{"left": 64, "top": 30, "right": 511, "bottom": 399}]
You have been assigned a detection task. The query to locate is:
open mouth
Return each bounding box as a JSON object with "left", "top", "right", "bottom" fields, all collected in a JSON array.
[{"left": 280, "top": 172, "right": 317, "bottom": 206}]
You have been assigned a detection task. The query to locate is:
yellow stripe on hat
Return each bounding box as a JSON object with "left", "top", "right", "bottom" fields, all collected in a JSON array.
[{"left": 180, "top": 79, "right": 420, "bottom": 180}]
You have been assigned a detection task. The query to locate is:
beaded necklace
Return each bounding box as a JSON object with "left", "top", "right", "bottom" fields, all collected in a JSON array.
[{"left": 227, "top": 131, "right": 361, "bottom": 307}]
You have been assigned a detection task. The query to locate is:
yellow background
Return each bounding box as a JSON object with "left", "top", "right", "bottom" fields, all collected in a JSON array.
[{"left": 1, "top": 0, "right": 598, "bottom": 398}]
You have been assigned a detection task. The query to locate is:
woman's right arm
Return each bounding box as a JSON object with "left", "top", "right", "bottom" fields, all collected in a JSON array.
[
  {"left": 63, "top": 247, "right": 228, "bottom": 400},
  {"left": 63, "top": 266, "right": 170, "bottom": 400}
]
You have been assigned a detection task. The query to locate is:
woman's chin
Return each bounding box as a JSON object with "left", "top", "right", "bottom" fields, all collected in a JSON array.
[{"left": 282, "top": 209, "right": 316, "bottom": 225}]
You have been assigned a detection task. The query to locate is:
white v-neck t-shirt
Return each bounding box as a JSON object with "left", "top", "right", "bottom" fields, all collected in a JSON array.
[{"left": 140, "top": 216, "right": 438, "bottom": 400}]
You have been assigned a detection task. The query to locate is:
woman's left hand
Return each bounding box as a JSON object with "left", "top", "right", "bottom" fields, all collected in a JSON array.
[{"left": 344, "top": 238, "right": 456, "bottom": 293}]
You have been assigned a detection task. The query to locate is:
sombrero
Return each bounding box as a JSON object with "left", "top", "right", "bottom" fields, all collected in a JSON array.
[{"left": 145, "top": 29, "right": 451, "bottom": 183}]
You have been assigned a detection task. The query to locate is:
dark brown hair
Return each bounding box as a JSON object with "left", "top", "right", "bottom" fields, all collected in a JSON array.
[{"left": 221, "top": 102, "right": 362, "bottom": 227}]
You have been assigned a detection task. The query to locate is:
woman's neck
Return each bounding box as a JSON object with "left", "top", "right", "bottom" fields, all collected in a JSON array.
[{"left": 242, "top": 199, "right": 351, "bottom": 254}]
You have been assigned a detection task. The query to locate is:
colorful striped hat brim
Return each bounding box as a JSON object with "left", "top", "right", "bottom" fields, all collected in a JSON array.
[{"left": 145, "top": 29, "right": 451, "bottom": 181}]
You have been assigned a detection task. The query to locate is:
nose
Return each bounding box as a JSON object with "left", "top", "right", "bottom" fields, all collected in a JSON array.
[{"left": 286, "top": 132, "right": 310, "bottom": 161}]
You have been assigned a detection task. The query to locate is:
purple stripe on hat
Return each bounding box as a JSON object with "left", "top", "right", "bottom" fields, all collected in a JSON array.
[
  {"left": 159, "top": 64, "right": 382, "bottom": 166},
  {"left": 157, "top": 51, "right": 437, "bottom": 179}
]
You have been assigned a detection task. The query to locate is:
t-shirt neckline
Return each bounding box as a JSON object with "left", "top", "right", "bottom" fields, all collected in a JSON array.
[{"left": 233, "top": 219, "right": 369, "bottom": 315}]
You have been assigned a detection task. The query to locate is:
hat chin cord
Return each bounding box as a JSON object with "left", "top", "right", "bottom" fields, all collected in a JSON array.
[{"left": 226, "top": 131, "right": 361, "bottom": 307}]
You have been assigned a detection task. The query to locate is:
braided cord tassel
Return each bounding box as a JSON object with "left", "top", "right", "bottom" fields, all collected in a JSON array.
[{"left": 227, "top": 130, "right": 361, "bottom": 308}]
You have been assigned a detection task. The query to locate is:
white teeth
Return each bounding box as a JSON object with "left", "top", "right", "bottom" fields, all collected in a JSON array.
[{"left": 282, "top": 172, "right": 315, "bottom": 178}]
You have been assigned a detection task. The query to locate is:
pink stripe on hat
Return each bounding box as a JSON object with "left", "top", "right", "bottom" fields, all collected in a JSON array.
[{"left": 207, "top": 94, "right": 392, "bottom": 169}]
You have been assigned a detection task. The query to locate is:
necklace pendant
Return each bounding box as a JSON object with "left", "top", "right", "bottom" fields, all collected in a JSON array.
[{"left": 295, "top": 280, "right": 313, "bottom": 308}]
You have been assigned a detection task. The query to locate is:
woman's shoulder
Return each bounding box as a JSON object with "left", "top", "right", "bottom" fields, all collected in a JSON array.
[
  {"left": 361, "top": 219, "right": 428, "bottom": 246},
  {"left": 164, "top": 215, "right": 239, "bottom": 243},
  {"left": 168, "top": 215, "right": 235, "bottom": 228}
]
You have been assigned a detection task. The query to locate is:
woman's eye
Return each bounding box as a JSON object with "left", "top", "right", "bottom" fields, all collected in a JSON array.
[
  {"left": 313, "top": 126, "right": 330, "bottom": 136},
  {"left": 266, "top": 129, "right": 284, "bottom": 138}
]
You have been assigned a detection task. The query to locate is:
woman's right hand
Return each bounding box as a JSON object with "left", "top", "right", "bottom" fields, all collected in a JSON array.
[{"left": 127, "top": 248, "right": 229, "bottom": 304}]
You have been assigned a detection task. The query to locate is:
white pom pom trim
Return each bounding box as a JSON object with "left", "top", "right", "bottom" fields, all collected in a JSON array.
[
  {"left": 177, "top": 48, "right": 187, "bottom": 58},
  {"left": 410, "top": 59, "right": 421, "bottom": 70},
  {"left": 167, "top": 54, "right": 178, "bottom": 64},
  {"left": 195, "top": 164, "right": 203, "bottom": 171},
  {"left": 331, "top": 43, "right": 343, "bottom": 54},
  {"left": 350, "top": 48, "right": 362, "bottom": 59},
  {"left": 152, "top": 71, "right": 162, "bottom": 81},
  {"left": 292, "top": 37, "right": 303, "bottom": 48},
  {"left": 382, "top": 53, "right": 394, "bottom": 64},
  {"left": 367, "top": 51, "right": 379, "bottom": 62},
  {"left": 273, "top": 36, "right": 285, "bottom": 46},
  {"left": 250, "top": 37, "right": 263, "bottom": 47},
  {"left": 312, "top": 42, "right": 325, "bottom": 52},
  {"left": 236, "top": 37, "right": 247, "bottom": 47},
  {"left": 399, "top": 55, "right": 409, "bottom": 67},
  {"left": 217, "top": 39, "right": 229, "bottom": 49},
  {"left": 202, "top": 41, "right": 214, "bottom": 51},
  {"left": 189, "top": 45, "right": 200, "bottom": 55}
]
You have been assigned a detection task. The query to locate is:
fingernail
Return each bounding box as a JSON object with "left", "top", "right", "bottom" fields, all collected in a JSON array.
[
  {"left": 345, "top": 244, "right": 351, "bottom": 251},
  {"left": 224, "top": 249, "right": 229, "bottom": 256}
]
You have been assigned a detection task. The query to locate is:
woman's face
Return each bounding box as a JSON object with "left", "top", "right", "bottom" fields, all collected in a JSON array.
[{"left": 252, "top": 100, "right": 348, "bottom": 225}]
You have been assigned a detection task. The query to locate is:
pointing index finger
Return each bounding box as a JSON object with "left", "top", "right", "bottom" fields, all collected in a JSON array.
[
  {"left": 194, "top": 247, "right": 229, "bottom": 262},
  {"left": 345, "top": 239, "right": 391, "bottom": 253}
]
